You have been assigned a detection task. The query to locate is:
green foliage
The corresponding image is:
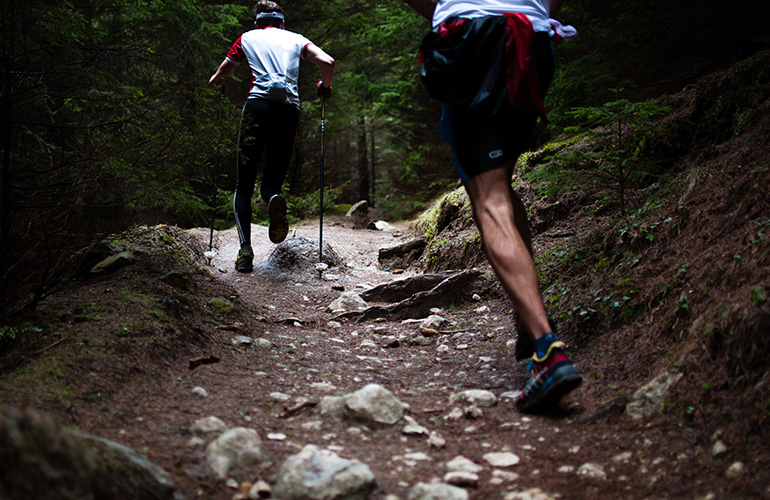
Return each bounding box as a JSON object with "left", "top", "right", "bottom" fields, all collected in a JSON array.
[
  {"left": 0, "top": 323, "right": 44, "bottom": 341},
  {"left": 0, "top": 0, "right": 243, "bottom": 313},
  {"left": 528, "top": 91, "right": 670, "bottom": 214},
  {"left": 286, "top": 185, "right": 343, "bottom": 224}
]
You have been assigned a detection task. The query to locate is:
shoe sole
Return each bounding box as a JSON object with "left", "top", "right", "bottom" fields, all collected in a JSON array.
[
  {"left": 518, "top": 363, "right": 582, "bottom": 414},
  {"left": 235, "top": 253, "right": 253, "bottom": 273},
  {"left": 235, "top": 262, "right": 253, "bottom": 273},
  {"left": 268, "top": 196, "right": 288, "bottom": 244}
]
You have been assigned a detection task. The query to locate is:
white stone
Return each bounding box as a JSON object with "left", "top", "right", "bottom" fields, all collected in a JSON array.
[
  {"left": 273, "top": 445, "right": 376, "bottom": 499},
  {"left": 627, "top": 371, "right": 683, "bottom": 420},
  {"left": 187, "top": 436, "right": 205, "bottom": 447},
  {"left": 192, "top": 386, "right": 208, "bottom": 398},
  {"left": 254, "top": 338, "right": 274, "bottom": 349},
  {"left": 429, "top": 431, "right": 447, "bottom": 448},
  {"left": 484, "top": 452, "right": 520, "bottom": 467},
  {"left": 577, "top": 462, "right": 607, "bottom": 480},
  {"left": 444, "top": 470, "right": 479, "bottom": 487},
  {"left": 269, "top": 392, "right": 291, "bottom": 402},
  {"left": 345, "top": 383, "right": 405, "bottom": 425},
  {"left": 402, "top": 415, "right": 430, "bottom": 436},
  {"left": 492, "top": 469, "right": 519, "bottom": 482},
  {"left": 464, "top": 405, "right": 484, "bottom": 419},
  {"left": 326, "top": 292, "right": 368, "bottom": 312},
  {"left": 301, "top": 420, "right": 323, "bottom": 431},
  {"left": 310, "top": 382, "right": 338, "bottom": 392},
  {"left": 205, "top": 428, "right": 265, "bottom": 479},
  {"left": 407, "top": 482, "right": 469, "bottom": 500},
  {"left": 423, "top": 315, "right": 448, "bottom": 331},
  {"left": 504, "top": 488, "right": 559, "bottom": 500},
  {"left": 191, "top": 416, "right": 227, "bottom": 436},
  {"left": 711, "top": 440, "right": 728, "bottom": 456},
  {"left": 557, "top": 465, "right": 574, "bottom": 473},
  {"left": 611, "top": 451, "right": 633, "bottom": 463},
  {"left": 248, "top": 480, "right": 271, "bottom": 499},
  {"left": 725, "top": 461, "right": 745, "bottom": 479},
  {"left": 404, "top": 452, "right": 431, "bottom": 461},
  {"left": 449, "top": 389, "right": 498, "bottom": 408},
  {"left": 446, "top": 455, "right": 483, "bottom": 474},
  {"left": 267, "top": 433, "right": 287, "bottom": 441}
]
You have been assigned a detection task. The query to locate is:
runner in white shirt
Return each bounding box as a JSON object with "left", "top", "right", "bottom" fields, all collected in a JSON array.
[{"left": 209, "top": 1, "right": 334, "bottom": 272}]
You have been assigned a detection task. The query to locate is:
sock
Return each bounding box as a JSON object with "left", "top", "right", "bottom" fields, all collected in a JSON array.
[{"left": 535, "top": 332, "right": 559, "bottom": 359}]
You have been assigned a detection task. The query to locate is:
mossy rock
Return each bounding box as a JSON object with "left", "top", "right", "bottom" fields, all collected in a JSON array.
[
  {"left": 0, "top": 406, "right": 180, "bottom": 500},
  {"left": 208, "top": 297, "right": 235, "bottom": 314}
]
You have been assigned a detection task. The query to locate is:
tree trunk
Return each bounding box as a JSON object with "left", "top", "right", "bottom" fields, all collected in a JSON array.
[{"left": 357, "top": 116, "right": 370, "bottom": 203}]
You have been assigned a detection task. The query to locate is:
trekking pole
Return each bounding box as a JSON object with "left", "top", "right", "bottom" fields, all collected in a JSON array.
[
  {"left": 205, "top": 83, "right": 225, "bottom": 264},
  {"left": 318, "top": 96, "right": 326, "bottom": 264}
]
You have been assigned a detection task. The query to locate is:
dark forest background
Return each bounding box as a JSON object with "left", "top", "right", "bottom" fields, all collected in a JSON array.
[{"left": 2, "top": 0, "right": 768, "bottom": 315}]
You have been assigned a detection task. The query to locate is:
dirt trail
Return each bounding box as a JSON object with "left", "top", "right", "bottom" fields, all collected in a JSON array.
[
  {"left": 178, "top": 217, "right": 755, "bottom": 500},
  {"left": 0, "top": 216, "right": 764, "bottom": 500}
]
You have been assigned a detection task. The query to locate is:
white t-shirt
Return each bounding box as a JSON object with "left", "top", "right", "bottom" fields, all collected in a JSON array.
[
  {"left": 226, "top": 27, "right": 312, "bottom": 108},
  {"left": 432, "top": 0, "right": 552, "bottom": 31}
]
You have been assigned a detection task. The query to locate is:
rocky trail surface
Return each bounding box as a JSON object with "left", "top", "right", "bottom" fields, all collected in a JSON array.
[{"left": 0, "top": 216, "right": 764, "bottom": 500}]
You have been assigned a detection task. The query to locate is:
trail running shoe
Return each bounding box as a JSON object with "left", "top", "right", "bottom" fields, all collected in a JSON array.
[
  {"left": 515, "top": 341, "right": 582, "bottom": 413},
  {"left": 514, "top": 311, "right": 558, "bottom": 361},
  {"left": 268, "top": 194, "right": 289, "bottom": 244},
  {"left": 235, "top": 249, "right": 253, "bottom": 273}
]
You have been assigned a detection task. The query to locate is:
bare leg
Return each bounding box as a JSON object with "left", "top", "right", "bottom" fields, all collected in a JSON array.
[{"left": 464, "top": 164, "right": 550, "bottom": 340}]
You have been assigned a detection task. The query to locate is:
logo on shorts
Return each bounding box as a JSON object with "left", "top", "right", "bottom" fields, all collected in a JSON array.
[{"left": 488, "top": 149, "right": 503, "bottom": 159}]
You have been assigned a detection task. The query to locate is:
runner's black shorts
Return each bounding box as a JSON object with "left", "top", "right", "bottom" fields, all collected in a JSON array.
[{"left": 440, "top": 32, "right": 555, "bottom": 182}]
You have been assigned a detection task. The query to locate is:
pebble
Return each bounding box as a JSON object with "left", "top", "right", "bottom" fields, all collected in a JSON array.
[
  {"left": 577, "top": 462, "right": 607, "bottom": 480},
  {"left": 483, "top": 452, "right": 520, "bottom": 467},
  {"left": 269, "top": 392, "right": 291, "bottom": 402},
  {"left": 446, "top": 455, "right": 483, "bottom": 474},
  {"left": 310, "top": 382, "right": 338, "bottom": 392},
  {"left": 725, "top": 461, "right": 745, "bottom": 479},
  {"left": 711, "top": 440, "right": 727, "bottom": 456},
  {"left": 192, "top": 387, "right": 209, "bottom": 398},
  {"left": 444, "top": 470, "right": 479, "bottom": 487},
  {"left": 612, "top": 451, "right": 632, "bottom": 463},
  {"left": 444, "top": 408, "right": 464, "bottom": 420},
  {"left": 504, "top": 488, "right": 558, "bottom": 500},
  {"left": 249, "top": 480, "right": 271, "bottom": 499},
  {"left": 402, "top": 415, "right": 430, "bottom": 436},
  {"left": 429, "top": 431, "right": 447, "bottom": 448},
  {"left": 404, "top": 451, "right": 431, "bottom": 461},
  {"left": 492, "top": 470, "right": 519, "bottom": 482}
]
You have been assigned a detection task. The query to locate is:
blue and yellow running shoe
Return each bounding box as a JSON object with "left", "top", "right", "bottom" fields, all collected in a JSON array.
[{"left": 515, "top": 341, "right": 582, "bottom": 413}]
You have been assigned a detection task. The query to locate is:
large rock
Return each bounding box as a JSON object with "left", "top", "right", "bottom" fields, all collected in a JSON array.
[
  {"left": 205, "top": 427, "right": 267, "bottom": 479},
  {"left": 0, "top": 406, "right": 181, "bottom": 500},
  {"left": 326, "top": 292, "right": 368, "bottom": 313},
  {"left": 320, "top": 384, "right": 405, "bottom": 427},
  {"left": 90, "top": 251, "right": 136, "bottom": 275},
  {"left": 273, "top": 444, "right": 376, "bottom": 500},
  {"left": 345, "top": 384, "right": 405, "bottom": 425},
  {"left": 260, "top": 237, "right": 345, "bottom": 278}
]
